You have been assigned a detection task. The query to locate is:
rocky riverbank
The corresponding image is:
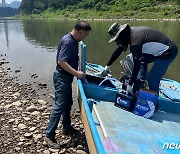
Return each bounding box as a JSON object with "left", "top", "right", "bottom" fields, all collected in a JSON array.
[{"left": 0, "top": 53, "right": 89, "bottom": 154}]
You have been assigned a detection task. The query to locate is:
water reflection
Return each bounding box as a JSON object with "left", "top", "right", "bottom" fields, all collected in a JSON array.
[
  {"left": 0, "top": 19, "right": 56, "bottom": 95},
  {"left": 4, "top": 20, "right": 9, "bottom": 49},
  {"left": 84, "top": 20, "right": 180, "bottom": 81},
  {"left": 0, "top": 19, "right": 179, "bottom": 88},
  {"left": 22, "top": 20, "right": 75, "bottom": 49}
]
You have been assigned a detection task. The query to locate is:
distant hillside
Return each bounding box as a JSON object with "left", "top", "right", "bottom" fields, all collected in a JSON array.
[
  {"left": 0, "top": 7, "right": 19, "bottom": 17},
  {"left": 10, "top": 1, "right": 21, "bottom": 8},
  {"left": 0, "top": 1, "right": 21, "bottom": 8}
]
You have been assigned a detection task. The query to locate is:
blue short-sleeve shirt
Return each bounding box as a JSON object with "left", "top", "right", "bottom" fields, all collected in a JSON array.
[{"left": 56, "top": 33, "right": 78, "bottom": 73}]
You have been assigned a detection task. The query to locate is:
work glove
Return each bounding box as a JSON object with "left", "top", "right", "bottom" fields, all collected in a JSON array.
[
  {"left": 101, "top": 65, "right": 111, "bottom": 77},
  {"left": 126, "top": 84, "right": 133, "bottom": 95},
  {"left": 94, "top": 72, "right": 102, "bottom": 77}
]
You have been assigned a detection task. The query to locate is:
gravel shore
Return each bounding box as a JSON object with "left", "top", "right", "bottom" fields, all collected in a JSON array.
[{"left": 0, "top": 53, "right": 89, "bottom": 154}]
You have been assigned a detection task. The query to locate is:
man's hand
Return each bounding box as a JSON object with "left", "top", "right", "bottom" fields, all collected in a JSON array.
[
  {"left": 76, "top": 71, "right": 86, "bottom": 79},
  {"left": 101, "top": 65, "right": 111, "bottom": 77},
  {"left": 126, "top": 85, "right": 133, "bottom": 94}
]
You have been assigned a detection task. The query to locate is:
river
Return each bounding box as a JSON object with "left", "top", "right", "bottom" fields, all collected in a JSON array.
[{"left": 0, "top": 19, "right": 180, "bottom": 102}]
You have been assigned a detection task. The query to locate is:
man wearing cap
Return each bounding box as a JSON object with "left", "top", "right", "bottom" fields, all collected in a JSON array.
[{"left": 101, "top": 23, "right": 178, "bottom": 94}]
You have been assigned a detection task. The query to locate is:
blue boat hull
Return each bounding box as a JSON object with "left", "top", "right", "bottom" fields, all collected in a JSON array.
[
  {"left": 77, "top": 42, "right": 180, "bottom": 153},
  {"left": 77, "top": 63, "right": 180, "bottom": 154}
]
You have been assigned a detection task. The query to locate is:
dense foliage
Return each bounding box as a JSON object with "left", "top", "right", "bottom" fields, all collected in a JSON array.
[
  {"left": 19, "top": 0, "right": 180, "bottom": 19},
  {"left": 20, "top": 0, "right": 82, "bottom": 14}
]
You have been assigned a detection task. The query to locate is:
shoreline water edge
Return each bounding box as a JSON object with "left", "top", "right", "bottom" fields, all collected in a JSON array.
[
  {"left": 11, "top": 16, "right": 180, "bottom": 21},
  {"left": 0, "top": 53, "right": 89, "bottom": 153}
]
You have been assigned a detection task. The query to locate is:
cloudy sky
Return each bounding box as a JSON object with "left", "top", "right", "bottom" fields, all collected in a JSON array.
[{"left": 5, "top": 0, "right": 22, "bottom": 4}]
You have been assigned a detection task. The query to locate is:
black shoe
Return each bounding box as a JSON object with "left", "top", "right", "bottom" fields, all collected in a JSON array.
[
  {"left": 62, "top": 126, "right": 79, "bottom": 135},
  {"left": 44, "top": 136, "right": 68, "bottom": 149}
]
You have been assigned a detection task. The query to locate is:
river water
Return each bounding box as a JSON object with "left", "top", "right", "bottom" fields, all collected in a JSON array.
[{"left": 0, "top": 19, "right": 180, "bottom": 99}]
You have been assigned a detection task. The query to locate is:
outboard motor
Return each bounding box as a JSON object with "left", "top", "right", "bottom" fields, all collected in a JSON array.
[
  {"left": 120, "top": 54, "right": 134, "bottom": 77},
  {"left": 119, "top": 54, "right": 146, "bottom": 93}
]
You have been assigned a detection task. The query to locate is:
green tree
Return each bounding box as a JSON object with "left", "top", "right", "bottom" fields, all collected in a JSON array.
[
  {"left": 33, "top": 0, "right": 48, "bottom": 13},
  {"left": 19, "top": 0, "right": 180, "bottom": 16},
  {"left": 20, "top": 0, "right": 35, "bottom": 14}
]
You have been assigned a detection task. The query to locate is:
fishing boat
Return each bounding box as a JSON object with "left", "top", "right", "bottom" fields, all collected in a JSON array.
[{"left": 77, "top": 42, "right": 180, "bottom": 154}]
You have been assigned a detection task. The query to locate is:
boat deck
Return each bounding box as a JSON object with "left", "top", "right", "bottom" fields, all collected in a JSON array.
[
  {"left": 90, "top": 100, "right": 180, "bottom": 154},
  {"left": 78, "top": 42, "right": 180, "bottom": 154}
]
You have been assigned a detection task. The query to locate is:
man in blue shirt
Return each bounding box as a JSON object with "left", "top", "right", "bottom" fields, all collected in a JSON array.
[
  {"left": 45, "top": 21, "right": 91, "bottom": 149},
  {"left": 102, "top": 23, "right": 178, "bottom": 94}
]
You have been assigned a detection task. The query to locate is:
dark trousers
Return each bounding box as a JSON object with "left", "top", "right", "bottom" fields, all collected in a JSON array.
[{"left": 46, "top": 70, "right": 73, "bottom": 138}]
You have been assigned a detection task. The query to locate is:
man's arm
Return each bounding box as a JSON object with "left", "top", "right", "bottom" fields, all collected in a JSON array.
[
  {"left": 126, "top": 57, "right": 142, "bottom": 94},
  {"left": 129, "top": 59, "right": 141, "bottom": 86},
  {"left": 107, "top": 46, "right": 124, "bottom": 66},
  {"left": 101, "top": 46, "right": 124, "bottom": 76},
  {"left": 58, "top": 61, "right": 85, "bottom": 78}
]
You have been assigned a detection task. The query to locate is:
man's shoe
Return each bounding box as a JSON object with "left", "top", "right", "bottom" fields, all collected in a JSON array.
[
  {"left": 62, "top": 126, "right": 79, "bottom": 135},
  {"left": 44, "top": 136, "right": 68, "bottom": 149}
]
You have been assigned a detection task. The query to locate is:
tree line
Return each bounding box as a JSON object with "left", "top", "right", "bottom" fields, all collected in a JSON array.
[{"left": 20, "top": 0, "right": 180, "bottom": 15}]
